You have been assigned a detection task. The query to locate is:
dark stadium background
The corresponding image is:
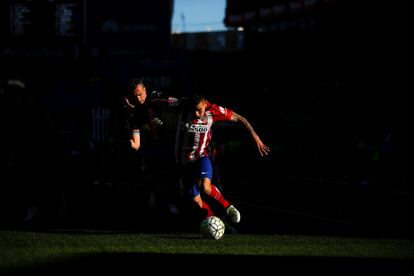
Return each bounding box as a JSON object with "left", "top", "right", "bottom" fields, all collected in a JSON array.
[{"left": 1, "top": 0, "right": 412, "bottom": 239}]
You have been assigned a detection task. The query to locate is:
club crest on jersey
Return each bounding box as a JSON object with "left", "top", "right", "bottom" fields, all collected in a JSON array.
[{"left": 188, "top": 124, "right": 208, "bottom": 133}]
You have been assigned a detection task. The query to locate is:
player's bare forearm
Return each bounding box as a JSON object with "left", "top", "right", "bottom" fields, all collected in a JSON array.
[
  {"left": 232, "top": 112, "right": 271, "bottom": 156},
  {"left": 130, "top": 132, "right": 141, "bottom": 151},
  {"left": 232, "top": 112, "right": 258, "bottom": 139}
]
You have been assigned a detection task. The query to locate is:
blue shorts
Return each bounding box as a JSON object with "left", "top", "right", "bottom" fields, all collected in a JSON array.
[{"left": 187, "top": 156, "right": 213, "bottom": 198}]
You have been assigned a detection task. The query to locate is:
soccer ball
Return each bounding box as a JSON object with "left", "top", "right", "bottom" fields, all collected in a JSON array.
[{"left": 200, "top": 216, "right": 225, "bottom": 240}]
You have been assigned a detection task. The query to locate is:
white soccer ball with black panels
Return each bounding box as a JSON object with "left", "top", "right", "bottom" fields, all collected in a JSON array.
[{"left": 200, "top": 216, "right": 225, "bottom": 240}]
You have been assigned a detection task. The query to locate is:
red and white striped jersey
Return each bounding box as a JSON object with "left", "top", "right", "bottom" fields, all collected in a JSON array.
[{"left": 186, "top": 101, "right": 233, "bottom": 161}]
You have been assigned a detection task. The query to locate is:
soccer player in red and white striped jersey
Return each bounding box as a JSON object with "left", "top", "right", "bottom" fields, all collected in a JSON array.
[{"left": 183, "top": 94, "right": 270, "bottom": 224}]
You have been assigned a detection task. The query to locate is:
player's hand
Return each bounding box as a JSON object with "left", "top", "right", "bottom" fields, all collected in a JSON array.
[
  {"left": 257, "top": 140, "right": 271, "bottom": 157},
  {"left": 168, "top": 97, "right": 179, "bottom": 106}
]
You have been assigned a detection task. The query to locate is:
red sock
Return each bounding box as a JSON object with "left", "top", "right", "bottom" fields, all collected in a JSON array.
[
  {"left": 201, "top": 201, "right": 214, "bottom": 217},
  {"left": 208, "top": 185, "right": 230, "bottom": 209}
]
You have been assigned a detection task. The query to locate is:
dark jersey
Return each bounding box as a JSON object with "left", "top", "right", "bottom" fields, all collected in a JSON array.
[
  {"left": 128, "top": 101, "right": 152, "bottom": 133},
  {"left": 127, "top": 93, "right": 181, "bottom": 149}
]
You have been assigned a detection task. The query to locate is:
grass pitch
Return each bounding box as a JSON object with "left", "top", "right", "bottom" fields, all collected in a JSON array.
[{"left": 1, "top": 230, "right": 413, "bottom": 274}]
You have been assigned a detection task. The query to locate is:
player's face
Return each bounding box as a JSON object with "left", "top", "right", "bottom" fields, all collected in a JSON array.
[
  {"left": 133, "top": 84, "right": 147, "bottom": 104},
  {"left": 195, "top": 99, "right": 207, "bottom": 119}
]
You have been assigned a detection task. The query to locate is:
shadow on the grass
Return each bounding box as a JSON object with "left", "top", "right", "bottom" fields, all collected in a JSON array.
[{"left": 2, "top": 253, "right": 413, "bottom": 275}]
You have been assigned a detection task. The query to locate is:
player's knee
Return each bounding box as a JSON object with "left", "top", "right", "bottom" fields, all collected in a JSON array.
[
  {"left": 202, "top": 182, "right": 212, "bottom": 195},
  {"left": 205, "top": 187, "right": 212, "bottom": 195}
]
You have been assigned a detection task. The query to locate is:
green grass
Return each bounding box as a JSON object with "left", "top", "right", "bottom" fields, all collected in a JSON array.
[{"left": 1, "top": 230, "right": 414, "bottom": 273}]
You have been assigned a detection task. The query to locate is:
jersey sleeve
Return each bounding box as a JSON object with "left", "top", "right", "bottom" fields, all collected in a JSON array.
[{"left": 209, "top": 103, "right": 233, "bottom": 122}]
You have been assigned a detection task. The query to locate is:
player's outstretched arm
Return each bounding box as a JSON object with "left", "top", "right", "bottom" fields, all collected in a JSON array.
[
  {"left": 231, "top": 111, "right": 271, "bottom": 157},
  {"left": 150, "top": 91, "right": 180, "bottom": 106}
]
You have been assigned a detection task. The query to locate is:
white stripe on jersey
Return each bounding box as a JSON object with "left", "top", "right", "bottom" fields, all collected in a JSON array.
[{"left": 189, "top": 111, "right": 213, "bottom": 161}]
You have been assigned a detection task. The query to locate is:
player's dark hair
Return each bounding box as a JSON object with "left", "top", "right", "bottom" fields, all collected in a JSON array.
[
  {"left": 128, "top": 78, "right": 144, "bottom": 94},
  {"left": 190, "top": 93, "right": 206, "bottom": 107}
]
